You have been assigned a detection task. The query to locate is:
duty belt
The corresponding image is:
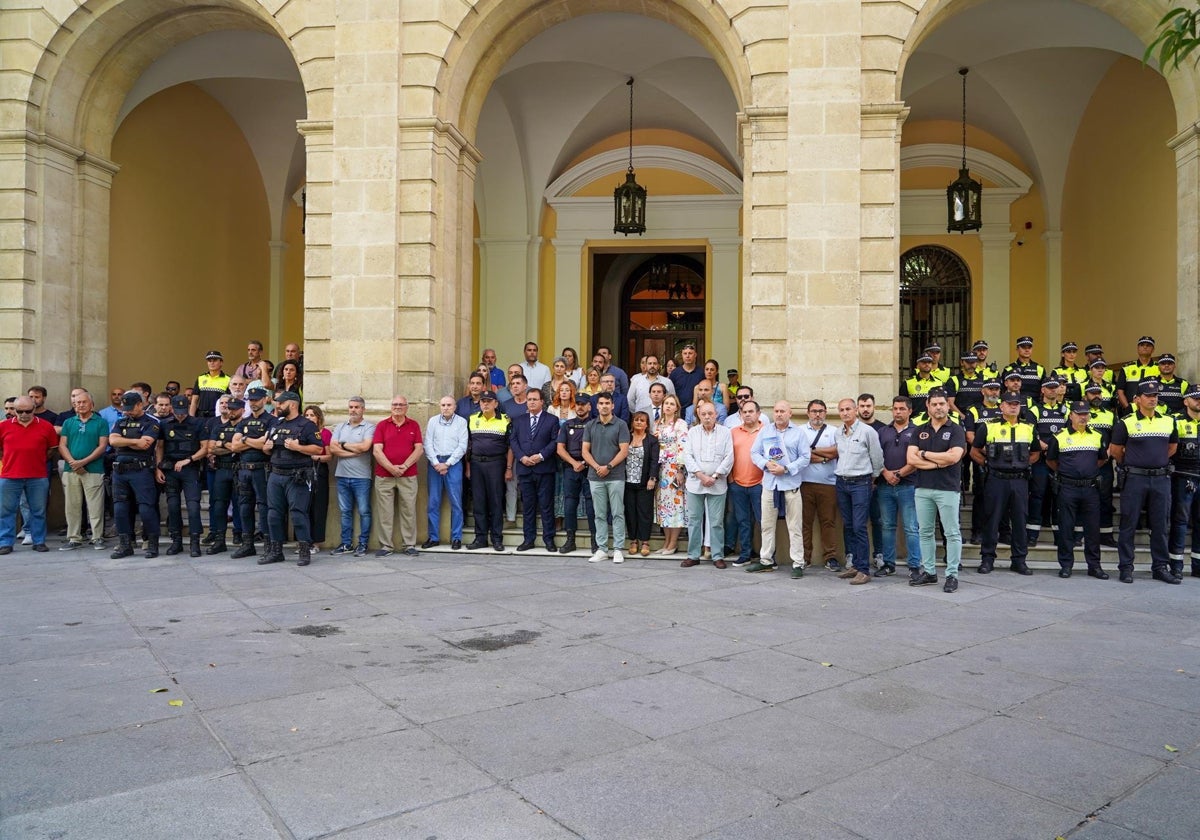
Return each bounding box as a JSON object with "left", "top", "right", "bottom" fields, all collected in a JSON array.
[
  {"left": 159, "top": 459, "right": 198, "bottom": 470},
  {"left": 215, "top": 457, "right": 237, "bottom": 469},
  {"left": 114, "top": 460, "right": 151, "bottom": 473},
  {"left": 991, "top": 469, "right": 1030, "bottom": 480},
  {"left": 270, "top": 464, "right": 311, "bottom": 476},
  {"left": 1056, "top": 475, "right": 1097, "bottom": 488},
  {"left": 239, "top": 461, "right": 269, "bottom": 471},
  {"left": 1124, "top": 466, "right": 1170, "bottom": 477}
]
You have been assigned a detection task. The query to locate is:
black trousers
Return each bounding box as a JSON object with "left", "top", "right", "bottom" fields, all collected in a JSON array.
[
  {"left": 981, "top": 474, "right": 1028, "bottom": 563},
  {"left": 1118, "top": 473, "right": 1170, "bottom": 573},
  {"left": 309, "top": 462, "right": 329, "bottom": 544},
  {"left": 1098, "top": 461, "right": 1115, "bottom": 533},
  {"left": 237, "top": 465, "right": 269, "bottom": 540},
  {"left": 210, "top": 465, "right": 236, "bottom": 537},
  {"left": 624, "top": 483, "right": 655, "bottom": 542},
  {"left": 561, "top": 466, "right": 595, "bottom": 537},
  {"left": 472, "top": 459, "right": 505, "bottom": 542},
  {"left": 518, "top": 470, "right": 556, "bottom": 546},
  {"left": 1055, "top": 483, "right": 1101, "bottom": 570},
  {"left": 267, "top": 470, "right": 312, "bottom": 543},
  {"left": 1027, "top": 460, "right": 1056, "bottom": 535},
  {"left": 163, "top": 465, "right": 202, "bottom": 537},
  {"left": 113, "top": 469, "right": 159, "bottom": 538}
]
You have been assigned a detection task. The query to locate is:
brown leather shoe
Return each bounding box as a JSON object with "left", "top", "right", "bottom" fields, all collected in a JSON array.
[
  {"left": 837, "top": 568, "right": 858, "bottom": 579},
  {"left": 713, "top": 559, "right": 727, "bottom": 569},
  {"left": 849, "top": 572, "right": 871, "bottom": 585},
  {"left": 680, "top": 558, "right": 700, "bottom": 567}
]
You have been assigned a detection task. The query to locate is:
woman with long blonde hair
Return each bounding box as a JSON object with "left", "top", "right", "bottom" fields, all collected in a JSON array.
[{"left": 653, "top": 394, "right": 689, "bottom": 554}]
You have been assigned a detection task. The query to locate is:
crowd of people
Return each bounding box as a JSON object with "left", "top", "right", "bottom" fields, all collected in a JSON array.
[{"left": 1, "top": 335, "right": 1197, "bottom": 594}]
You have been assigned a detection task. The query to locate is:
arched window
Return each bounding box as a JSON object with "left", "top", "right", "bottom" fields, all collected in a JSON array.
[
  {"left": 899, "top": 245, "right": 972, "bottom": 379},
  {"left": 620, "top": 255, "right": 706, "bottom": 368}
]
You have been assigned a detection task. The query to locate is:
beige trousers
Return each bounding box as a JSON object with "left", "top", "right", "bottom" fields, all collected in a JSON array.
[{"left": 374, "top": 475, "right": 417, "bottom": 550}]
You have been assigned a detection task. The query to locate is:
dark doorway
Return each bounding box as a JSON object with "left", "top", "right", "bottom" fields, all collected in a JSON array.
[
  {"left": 620, "top": 254, "right": 706, "bottom": 369},
  {"left": 899, "top": 245, "right": 972, "bottom": 379}
]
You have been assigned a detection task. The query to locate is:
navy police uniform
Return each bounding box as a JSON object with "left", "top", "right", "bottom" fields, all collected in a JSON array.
[
  {"left": 206, "top": 401, "right": 244, "bottom": 554},
  {"left": 263, "top": 397, "right": 321, "bottom": 566},
  {"left": 231, "top": 390, "right": 277, "bottom": 559},
  {"left": 557, "top": 395, "right": 598, "bottom": 553},
  {"left": 466, "top": 395, "right": 511, "bottom": 550},
  {"left": 1028, "top": 385, "right": 1068, "bottom": 546},
  {"left": 1046, "top": 404, "right": 1109, "bottom": 577},
  {"left": 965, "top": 392, "right": 1003, "bottom": 541},
  {"left": 158, "top": 396, "right": 206, "bottom": 557},
  {"left": 1085, "top": 387, "right": 1118, "bottom": 544},
  {"left": 1001, "top": 336, "right": 1047, "bottom": 402},
  {"left": 972, "top": 395, "right": 1040, "bottom": 574},
  {"left": 1169, "top": 387, "right": 1200, "bottom": 577},
  {"left": 109, "top": 394, "right": 161, "bottom": 559}
]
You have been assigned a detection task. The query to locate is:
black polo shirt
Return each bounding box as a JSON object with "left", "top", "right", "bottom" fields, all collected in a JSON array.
[
  {"left": 1111, "top": 411, "right": 1177, "bottom": 469},
  {"left": 877, "top": 422, "right": 918, "bottom": 485},
  {"left": 911, "top": 420, "right": 966, "bottom": 492}
]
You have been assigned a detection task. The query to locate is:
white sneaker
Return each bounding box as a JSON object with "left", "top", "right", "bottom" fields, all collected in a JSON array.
[
  {"left": 588, "top": 549, "right": 607, "bottom": 563},
  {"left": 612, "top": 550, "right": 624, "bottom": 564},
  {"left": 22, "top": 534, "right": 33, "bottom": 546}
]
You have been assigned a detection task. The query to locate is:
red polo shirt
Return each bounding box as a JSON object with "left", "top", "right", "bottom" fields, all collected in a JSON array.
[
  {"left": 0, "top": 417, "right": 59, "bottom": 479},
  {"left": 373, "top": 416, "right": 422, "bottom": 478}
]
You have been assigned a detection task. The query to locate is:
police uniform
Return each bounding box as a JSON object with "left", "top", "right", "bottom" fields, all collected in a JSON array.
[
  {"left": 1153, "top": 355, "right": 1189, "bottom": 416},
  {"left": 1053, "top": 342, "right": 1089, "bottom": 403},
  {"left": 1028, "top": 383, "right": 1069, "bottom": 546},
  {"left": 972, "top": 397, "right": 1040, "bottom": 574},
  {"left": 1169, "top": 387, "right": 1200, "bottom": 577},
  {"left": 972, "top": 340, "right": 999, "bottom": 379},
  {"left": 951, "top": 358, "right": 987, "bottom": 499},
  {"left": 557, "top": 395, "right": 598, "bottom": 553},
  {"left": 231, "top": 390, "right": 278, "bottom": 559},
  {"left": 966, "top": 392, "right": 1003, "bottom": 541},
  {"left": 192, "top": 350, "right": 232, "bottom": 419},
  {"left": 263, "top": 395, "right": 321, "bottom": 566},
  {"left": 1085, "top": 361, "right": 1119, "bottom": 413},
  {"left": 109, "top": 394, "right": 162, "bottom": 559},
  {"left": 158, "top": 396, "right": 207, "bottom": 557},
  {"left": 925, "top": 344, "right": 952, "bottom": 385},
  {"left": 1083, "top": 345, "right": 1115, "bottom": 384},
  {"left": 1110, "top": 380, "right": 1179, "bottom": 583},
  {"left": 1114, "top": 337, "right": 1160, "bottom": 414},
  {"left": 206, "top": 400, "right": 244, "bottom": 554},
  {"left": 902, "top": 356, "right": 941, "bottom": 419},
  {"left": 466, "top": 396, "right": 511, "bottom": 550},
  {"left": 1086, "top": 387, "right": 1118, "bottom": 545},
  {"left": 1001, "top": 337, "right": 1047, "bottom": 402},
  {"left": 1046, "top": 404, "right": 1109, "bottom": 577}
]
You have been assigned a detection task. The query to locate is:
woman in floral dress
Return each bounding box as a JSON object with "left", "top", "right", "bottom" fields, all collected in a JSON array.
[{"left": 654, "top": 394, "right": 689, "bottom": 554}]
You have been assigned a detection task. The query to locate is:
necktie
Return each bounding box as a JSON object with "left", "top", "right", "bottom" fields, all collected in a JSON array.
[
  {"left": 654, "top": 407, "right": 660, "bottom": 421},
  {"left": 530, "top": 413, "right": 538, "bottom": 437}
]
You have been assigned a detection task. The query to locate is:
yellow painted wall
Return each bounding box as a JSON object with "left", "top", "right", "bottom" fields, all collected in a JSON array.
[
  {"left": 281, "top": 198, "right": 306, "bottom": 353},
  {"left": 901, "top": 123, "right": 1044, "bottom": 352},
  {"left": 109, "top": 83, "right": 270, "bottom": 388},
  {"left": 1062, "top": 57, "right": 1177, "bottom": 356},
  {"left": 573, "top": 168, "right": 722, "bottom": 197},
  {"left": 566, "top": 128, "right": 735, "bottom": 173}
]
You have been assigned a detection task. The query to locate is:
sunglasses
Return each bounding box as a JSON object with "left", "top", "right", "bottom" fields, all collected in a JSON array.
[{"left": 15, "top": 409, "right": 33, "bottom": 415}]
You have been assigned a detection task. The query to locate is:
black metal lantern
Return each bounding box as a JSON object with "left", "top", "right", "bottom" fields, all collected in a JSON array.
[
  {"left": 614, "top": 77, "right": 647, "bottom": 236},
  {"left": 947, "top": 67, "right": 982, "bottom": 233}
]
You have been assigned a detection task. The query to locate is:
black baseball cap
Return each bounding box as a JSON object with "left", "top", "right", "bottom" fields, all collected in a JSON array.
[
  {"left": 170, "top": 395, "right": 188, "bottom": 411},
  {"left": 480, "top": 392, "right": 498, "bottom": 402},
  {"left": 120, "top": 391, "right": 143, "bottom": 408},
  {"left": 1001, "top": 393, "right": 1023, "bottom": 404},
  {"left": 1070, "top": 401, "right": 1090, "bottom": 414}
]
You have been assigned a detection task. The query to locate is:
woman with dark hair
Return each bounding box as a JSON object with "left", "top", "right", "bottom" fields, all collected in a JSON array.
[
  {"left": 703, "top": 359, "right": 724, "bottom": 406},
  {"left": 561, "top": 347, "right": 583, "bottom": 388},
  {"left": 277, "top": 360, "right": 303, "bottom": 402},
  {"left": 624, "top": 411, "right": 661, "bottom": 556},
  {"left": 303, "top": 404, "right": 332, "bottom": 554}
]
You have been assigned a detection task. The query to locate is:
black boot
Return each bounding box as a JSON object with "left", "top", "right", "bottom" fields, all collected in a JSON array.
[
  {"left": 110, "top": 535, "right": 134, "bottom": 559},
  {"left": 144, "top": 537, "right": 160, "bottom": 559},
  {"left": 258, "top": 541, "right": 285, "bottom": 565},
  {"left": 189, "top": 535, "right": 202, "bottom": 558},
  {"left": 1170, "top": 560, "right": 1184, "bottom": 579},
  {"left": 1152, "top": 567, "right": 1182, "bottom": 585},
  {"left": 200, "top": 531, "right": 215, "bottom": 545},
  {"left": 165, "top": 532, "right": 183, "bottom": 556},
  {"left": 206, "top": 536, "right": 228, "bottom": 556},
  {"left": 560, "top": 533, "right": 577, "bottom": 554},
  {"left": 1011, "top": 560, "right": 1033, "bottom": 576},
  {"left": 297, "top": 542, "right": 312, "bottom": 567},
  {"left": 232, "top": 531, "right": 243, "bottom": 546},
  {"left": 231, "top": 538, "right": 256, "bottom": 559},
  {"left": 977, "top": 558, "right": 994, "bottom": 574},
  {"left": 1192, "top": 561, "right": 1200, "bottom": 578}
]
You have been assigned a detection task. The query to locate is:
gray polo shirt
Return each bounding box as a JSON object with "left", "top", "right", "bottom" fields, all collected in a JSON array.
[
  {"left": 332, "top": 419, "right": 376, "bottom": 479},
  {"left": 582, "top": 416, "right": 630, "bottom": 481}
]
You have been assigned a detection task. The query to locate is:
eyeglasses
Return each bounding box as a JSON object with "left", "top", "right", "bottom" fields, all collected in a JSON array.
[
  {"left": 15, "top": 409, "right": 33, "bottom": 415},
  {"left": 809, "top": 408, "right": 826, "bottom": 414},
  {"left": 391, "top": 402, "right": 408, "bottom": 407}
]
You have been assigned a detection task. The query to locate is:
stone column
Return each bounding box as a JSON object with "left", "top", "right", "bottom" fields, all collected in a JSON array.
[
  {"left": 551, "top": 236, "right": 586, "bottom": 354},
  {"left": 1170, "top": 124, "right": 1200, "bottom": 376},
  {"left": 297, "top": 119, "right": 334, "bottom": 404},
  {"left": 1042, "top": 230, "right": 1063, "bottom": 352},
  {"left": 268, "top": 239, "right": 288, "bottom": 356},
  {"left": 709, "top": 237, "right": 741, "bottom": 371},
  {"left": 478, "top": 235, "right": 540, "bottom": 358},
  {"left": 77, "top": 154, "right": 119, "bottom": 393},
  {"left": 978, "top": 229, "right": 1015, "bottom": 351}
]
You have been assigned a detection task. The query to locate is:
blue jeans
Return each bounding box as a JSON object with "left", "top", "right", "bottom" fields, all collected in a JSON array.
[
  {"left": 875, "top": 482, "right": 921, "bottom": 569},
  {"left": 868, "top": 487, "right": 882, "bottom": 559},
  {"left": 686, "top": 491, "right": 727, "bottom": 560},
  {"left": 916, "top": 488, "right": 962, "bottom": 576},
  {"left": 1170, "top": 474, "right": 1200, "bottom": 561},
  {"left": 1, "top": 477, "right": 49, "bottom": 546},
  {"left": 589, "top": 480, "right": 626, "bottom": 551},
  {"left": 835, "top": 476, "right": 873, "bottom": 573},
  {"left": 728, "top": 482, "right": 761, "bottom": 561},
  {"left": 336, "top": 477, "right": 372, "bottom": 546},
  {"left": 427, "top": 460, "right": 464, "bottom": 542}
]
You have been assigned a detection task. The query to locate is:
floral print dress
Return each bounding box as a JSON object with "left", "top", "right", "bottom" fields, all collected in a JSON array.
[{"left": 654, "top": 418, "right": 689, "bottom": 527}]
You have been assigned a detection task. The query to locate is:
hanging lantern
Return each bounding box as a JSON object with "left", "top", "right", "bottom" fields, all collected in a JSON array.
[
  {"left": 947, "top": 67, "right": 982, "bottom": 233},
  {"left": 614, "top": 77, "right": 647, "bottom": 236}
]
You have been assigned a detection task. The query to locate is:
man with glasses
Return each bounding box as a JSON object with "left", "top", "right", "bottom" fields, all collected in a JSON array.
[
  {"left": 724, "top": 386, "right": 755, "bottom": 429},
  {"left": 372, "top": 396, "right": 424, "bottom": 558},
  {"left": 0, "top": 397, "right": 60, "bottom": 554},
  {"left": 799, "top": 400, "right": 841, "bottom": 572}
]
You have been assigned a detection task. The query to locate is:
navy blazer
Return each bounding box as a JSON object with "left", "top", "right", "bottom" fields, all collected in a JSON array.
[
  {"left": 510, "top": 411, "right": 561, "bottom": 476},
  {"left": 590, "top": 393, "right": 631, "bottom": 426}
]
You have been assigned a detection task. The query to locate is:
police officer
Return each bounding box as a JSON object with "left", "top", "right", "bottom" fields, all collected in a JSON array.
[
  {"left": 466, "top": 391, "right": 512, "bottom": 551},
  {"left": 108, "top": 391, "right": 161, "bottom": 559},
  {"left": 156, "top": 394, "right": 206, "bottom": 557},
  {"left": 1109, "top": 380, "right": 1179, "bottom": 583},
  {"left": 205, "top": 396, "right": 243, "bottom": 555},
  {"left": 229, "top": 386, "right": 277, "bottom": 559},
  {"left": 925, "top": 343, "right": 952, "bottom": 384},
  {"left": 949, "top": 353, "right": 986, "bottom": 421},
  {"left": 1085, "top": 359, "right": 1118, "bottom": 412},
  {"left": 972, "top": 339, "right": 998, "bottom": 378},
  {"left": 965, "top": 379, "right": 1004, "bottom": 543},
  {"left": 1115, "top": 336, "right": 1159, "bottom": 415},
  {"left": 1086, "top": 382, "right": 1119, "bottom": 547},
  {"left": 189, "top": 349, "right": 231, "bottom": 419},
  {"left": 1046, "top": 401, "right": 1110, "bottom": 579},
  {"left": 1002, "top": 336, "right": 1047, "bottom": 402},
  {"left": 1169, "top": 385, "right": 1200, "bottom": 578},
  {"left": 1154, "top": 354, "right": 1189, "bottom": 416},
  {"left": 1029, "top": 377, "right": 1069, "bottom": 547},
  {"left": 261, "top": 391, "right": 323, "bottom": 566},
  {"left": 901, "top": 354, "right": 940, "bottom": 419},
  {"left": 1053, "top": 341, "right": 1088, "bottom": 402},
  {"left": 556, "top": 392, "right": 598, "bottom": 554},
  {"left": 1084, "top": 344, "right": 1113, "bottom": 383},
  {"left": 970, "top": 391, "right": 1040, "bottom": 574},
  {"left": 1001, "top": 371, "right": 1038, "bottom": 421}
]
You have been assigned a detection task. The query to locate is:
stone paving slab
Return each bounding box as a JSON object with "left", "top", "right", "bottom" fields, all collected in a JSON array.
[{"left": 3, "top": 541, "right": 1199, "bottom": 839}]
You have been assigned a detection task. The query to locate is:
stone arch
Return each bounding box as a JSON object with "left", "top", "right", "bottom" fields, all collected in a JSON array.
[{"left": 438, "top": 0, "right": 756, "bottom": 139}]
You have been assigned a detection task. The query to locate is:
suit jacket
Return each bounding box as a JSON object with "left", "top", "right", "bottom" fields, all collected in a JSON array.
[
  {"left": 590, "top": 393, "right": 631, "bottom": 426},
  {"left": 510, "top": 411, "right": 561, "bottom": 476}
]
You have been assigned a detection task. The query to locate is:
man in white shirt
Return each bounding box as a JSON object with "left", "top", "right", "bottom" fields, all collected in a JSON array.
[
  {"left": 681, "top": 402, "right": 734, "bottom": 569},
  {"left": 627, "top": 354, "right": 676, "bottom": 414},
  {"left": 520, "top": 341, "right": 551, "bottom": 391},
  {"left": 423, "top": 396, "right": 469, "bottom": 550}
]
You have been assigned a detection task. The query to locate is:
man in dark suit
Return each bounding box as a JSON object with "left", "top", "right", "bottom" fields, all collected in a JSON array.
[
  {"left": 590, "top": 373, "right": 631, "bottom": 425},
  {"left": 511, "top": 388, "right": 561, "bottom": 551}
]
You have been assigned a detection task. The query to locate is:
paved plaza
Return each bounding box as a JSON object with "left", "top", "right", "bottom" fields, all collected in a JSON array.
[{"left": 1, "top": 539, "right": 1198, "bottom": 840}]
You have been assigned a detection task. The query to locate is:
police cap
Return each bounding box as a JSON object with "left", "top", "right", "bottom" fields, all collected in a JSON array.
[
  {"left": 1158, "top": 353, "right": 1176, "bottom": 364},
  {"left": 1137, "top": 335, "right": 1155, "bottom": 346},
  {"left": 1003, "top": 371, "right": 1023, "bottom": 381},
  {"left": 227, "top": 398, "right": 246, "bottom": 411},
  {"left": 960, "top": 353, "right": 977, "bottom": 362},
  {"left": 1041, "top": 377, "right": 1063, "bottom": 388},
  {"left": 971, "top": 339, "right": 989, "bottom": 351},
  {"left": 726, "top": 368, "right": 738, "bottom": 377},
  {"left": 1069, "top": 401, "right": 1090, "bottom": 414},
  {"left": 1088, "top": 359, "right": 1107, "bottom": 370},
  {"left": 205, "top": 349, "right": 224, "bottom": 360},
  {"left": 1085, "top": 384, "right": 1103, "bottom": 394},
  {"left": 1137, "top": 380, "right": 1161, "bottom": 396},
  {"left": 120, "top": 391, "right": 143, "bottom": 408},
  {"left": 170, "top": 395, "right": 188, "bottom": 411},
  {"left": 574, "top": 393, "right": 592, "bottom": 405},
  {"left": 1001, "top": 393, "right": 1023, "bottom": 404},
  {"left": 982, "top": 380, "right": 1001, "bottom": 389},
  {"left": 1085, "top": 344, "right": 1104, "bottom": 355},
  {"left": 246, "top": 387, "right": 268, "bottom": 400},
  {"left": 479, "top": 391, "right": 498, "bottom": 402},
  {"left": 1016, "top": 336, "right": 1034, "bottom": 347},
  {"left": 1185, "top": 386, "right": 1200, "bottom": 400},
  {"left": 916, "top": 354, "right": 933, "bottom": 364},
  {"left": 1060, "top": 341, "right": 1078, "bottom": 352},
  {"left": 924, "top": 343, "right": 942, "bottom": 353},
  {"left": 276, "top": 390, "right": 301, "bottom": 404}
]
